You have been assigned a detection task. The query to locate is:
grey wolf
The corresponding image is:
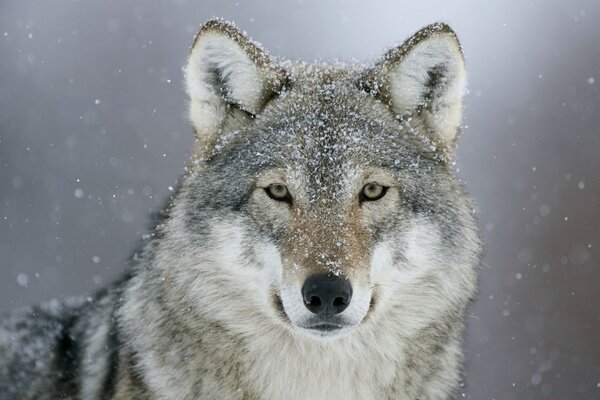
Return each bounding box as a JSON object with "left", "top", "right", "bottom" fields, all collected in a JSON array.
[{"left": 0, "top": 19, "right": 482, "bottom": 399}]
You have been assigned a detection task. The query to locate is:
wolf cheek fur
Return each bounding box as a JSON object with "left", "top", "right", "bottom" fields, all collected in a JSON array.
[{"left": 0, "top": 20, "right": 482, "bottom": 400}]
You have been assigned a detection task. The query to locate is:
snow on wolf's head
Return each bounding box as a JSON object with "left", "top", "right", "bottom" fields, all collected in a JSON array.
[{"left": 158, "top": 19, "right": 480, "bottom": 341}]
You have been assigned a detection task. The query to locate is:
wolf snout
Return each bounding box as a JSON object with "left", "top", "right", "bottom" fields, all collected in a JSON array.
[{"left": 302, "top": 275, "right": 353, "bottom": 316}]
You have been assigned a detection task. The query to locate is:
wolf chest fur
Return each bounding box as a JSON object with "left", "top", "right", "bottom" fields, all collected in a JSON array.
[{"left": 0, "top": 20, "right": 482, "bottom": 400}]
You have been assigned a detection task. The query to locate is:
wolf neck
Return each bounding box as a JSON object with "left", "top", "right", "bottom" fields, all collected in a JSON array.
[{"left": 238, "top": 324, "right": 464, "bottom": 400}]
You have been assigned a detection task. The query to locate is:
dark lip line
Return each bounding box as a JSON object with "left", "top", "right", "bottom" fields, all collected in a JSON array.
[{"left": 303, "top": 323, "right": 346, "bottom": 332}]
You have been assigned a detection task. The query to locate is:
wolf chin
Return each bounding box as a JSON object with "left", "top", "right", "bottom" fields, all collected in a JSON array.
[{"left": 0, "top": 20, "right": 482, "bottom": 400}]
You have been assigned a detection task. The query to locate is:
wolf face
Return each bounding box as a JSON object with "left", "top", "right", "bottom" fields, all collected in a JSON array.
[{"left": 153, "top": 20, "right": 480, "bottom": 345}]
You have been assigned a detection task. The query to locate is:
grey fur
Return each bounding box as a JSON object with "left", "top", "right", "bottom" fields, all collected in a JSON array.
[{"left": 0, "top": 19, "right": 481, "bottom": 400}]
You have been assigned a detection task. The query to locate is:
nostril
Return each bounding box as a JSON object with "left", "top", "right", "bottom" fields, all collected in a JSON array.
[
  {"left": 333, "top": 297, "right": 346, "bottom": 307},
  {"left": 309, "top": 296, "right": 322, "bottom": 306}
]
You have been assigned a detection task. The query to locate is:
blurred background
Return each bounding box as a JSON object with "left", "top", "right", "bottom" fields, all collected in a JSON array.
[{"left": 1, "top": 0, "right": 599, "bottom": 398}]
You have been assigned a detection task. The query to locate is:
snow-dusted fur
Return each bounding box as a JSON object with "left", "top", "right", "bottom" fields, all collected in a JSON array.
[{"left": 0, "top": 20, "right": 482, "bottom": 400}]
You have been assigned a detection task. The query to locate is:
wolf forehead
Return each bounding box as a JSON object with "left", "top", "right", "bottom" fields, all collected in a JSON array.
[{"left": 206, "top": 65, "right": 443, "bottom": 179}]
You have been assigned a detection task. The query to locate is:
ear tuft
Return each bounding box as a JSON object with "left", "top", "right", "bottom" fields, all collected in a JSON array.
[
  {"left": 361, "top": 23, "right": 466, "bottom": 149},
  {"left": 186, "top": 19, "right": 288, "bottom": 154}
]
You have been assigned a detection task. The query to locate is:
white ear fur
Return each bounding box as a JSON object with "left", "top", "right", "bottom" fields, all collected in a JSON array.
[
  {"left": 185, "top": 20, "right": 286, "bottom": 153},
  {"left": 363, "top": 23, "right": 466, "bottom": 147}
]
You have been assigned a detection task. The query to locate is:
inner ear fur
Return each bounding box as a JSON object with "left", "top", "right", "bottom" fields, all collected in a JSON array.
[{"left": 185, "top": 19, "right": 288, "bottom": 155}]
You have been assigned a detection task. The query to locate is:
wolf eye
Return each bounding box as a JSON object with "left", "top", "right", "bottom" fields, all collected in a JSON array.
[
  {"left": 266, "top": 183, "right": 292, "bottom": 203},
  {"left": 360, "top": 182, "right": 387, "bottom": 202}
]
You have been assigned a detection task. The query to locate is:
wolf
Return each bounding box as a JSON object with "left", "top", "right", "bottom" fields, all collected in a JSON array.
[{"left": 0, "top": 19, "right": 482, "bottom": 400}]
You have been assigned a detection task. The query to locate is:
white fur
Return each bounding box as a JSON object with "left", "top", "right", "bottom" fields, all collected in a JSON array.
[
  {"left": 372, "top": 218, "right": 474, "bottom": 337},
  {"left": 241, "top": 329, "right": 403, "bottom": 400}
]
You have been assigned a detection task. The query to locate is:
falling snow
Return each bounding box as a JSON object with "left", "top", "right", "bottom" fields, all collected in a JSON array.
[{"left": 0, "top": 3, "right": 598, "bottom": 400}]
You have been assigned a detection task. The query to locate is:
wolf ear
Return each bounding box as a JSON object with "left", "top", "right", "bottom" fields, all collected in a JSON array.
[
  {"left": 361, "top": 23, "right": 466, "bottom": 149},
  {"left": 185, "top": 20, "right": 288, "bottom": 154}
]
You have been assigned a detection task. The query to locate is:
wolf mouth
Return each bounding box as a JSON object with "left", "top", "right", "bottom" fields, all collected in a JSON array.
[
  {"left": 300, "top": 320, "right": 355, "bottom": 338},
  {"left": 304, "top": 323, "right": 344, "bottom": 332},
  {"left": 298, "top": 313, "right": 355, "bottom": 335}
]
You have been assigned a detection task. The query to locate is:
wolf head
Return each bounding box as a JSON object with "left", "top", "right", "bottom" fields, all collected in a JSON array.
[{"left": 153, "top": 20, "right": 480, "bottom": 342}]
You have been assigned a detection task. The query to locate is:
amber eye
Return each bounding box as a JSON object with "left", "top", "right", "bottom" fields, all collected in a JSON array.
[
  {"left": 266, "top": 183, "right": 292, "bottom": 203},
  {"left": 360, "top": 182, "right": 387, "bottom": 202}
]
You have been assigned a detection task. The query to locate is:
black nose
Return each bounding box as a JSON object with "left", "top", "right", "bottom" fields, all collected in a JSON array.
[{"left": 302, "top": 275, "right": 353, "bottom": 315}]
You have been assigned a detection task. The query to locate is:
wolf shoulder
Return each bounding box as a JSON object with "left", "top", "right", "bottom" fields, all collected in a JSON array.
[{"left": 0, "top": 293, "right": 116, "bottom": 400}]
